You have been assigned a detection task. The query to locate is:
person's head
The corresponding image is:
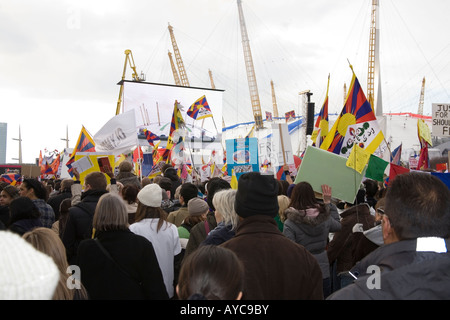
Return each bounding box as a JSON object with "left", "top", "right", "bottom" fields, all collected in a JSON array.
[
  {"left": 288, "top": 181, "right": 318, "bottom": 210},
  {"left": 19, "top": 178, "right": 47, "bottom": 200},
  {"left": 118, "top": 161, "right": 133, "bottom": 173},
  {"left": 84, "top": 171, "right": 107, "bottom": 191},
  {"left": 158, "top": 177, "right": 173, "bottom": 192},
  {"left": 176, "top": 245, "right": 244, "bottom": 300},
  {"left": 22, "top": 227, "right": 88, "bottom": 300},
  {"left": 277, "top": 180, "right": 289, "bottom": 196},
  {"left": 374, "top": 197, "right": 385, "bottom": 222},
  {"left": 60, "top": 178, "right": 74, "bottom": 192},
  {"left": 179, "top": 183, "right": 199, "bottom": 206},
  {"left": 163, "top": 166, "right": 179, "bottom": 182},
  {"left": 0, "top": 230, "right": 59, "bottom": 299},
  {"left": 382, "top": 172, "right": 450, "bottom": 244},
  {"left": 206, "top": 177, "right": 231, "bottom": 211},
  {"left": 59, "top": 198, "right": 72, "bottom": 217},
  {"left": 184, "top": 197, "right": 209, "bottom": 227},
  {"left": 135, "top": 183, "right": 167, "bottom": 231},
  {"left": 0, "top": 185, "right": 19, "bottom": 206},
  {"left": 363, "top": 179, "right": 378, "bottom": 198},
  {"left": 9, "top": 196, "right": 41, "bottom": 224},
  {"left": 212, "top": 189, "right": 239, "bottom": 230},
  {"left": 277, "top": 195, "right": 290, "bottom": 223},
  {"left": 122, "top": 184, "right": 139, "bottom": 205},
  {"left": 93, "top": 193, "right": 129, "bottom": 232},
  {"left": 234, "top": 172, "right": 279, "bottom": 219},
  {"left": 141, "top": 177, "right": 152, "bottom": 188}
]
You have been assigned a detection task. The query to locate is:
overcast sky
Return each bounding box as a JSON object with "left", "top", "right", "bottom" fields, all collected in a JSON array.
[{"left": 1, "top": 0, "right": 449, "bottom": 163}]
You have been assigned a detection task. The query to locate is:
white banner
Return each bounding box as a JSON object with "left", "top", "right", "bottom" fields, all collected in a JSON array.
[{"left": 94, "top": 110, "right": 138, "bottom": 155}]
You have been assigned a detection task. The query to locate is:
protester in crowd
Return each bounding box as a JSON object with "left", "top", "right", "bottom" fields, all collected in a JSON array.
[
  {"left": 19, "top": 178, "right": 55, "bottom": 228},
  {"left": 184, "top": 177, "right": 230, "bottom": 258},
  {"left": 0, "top": 230, "right": 59, "bottom": 299},
  {"left": 167, "top": 183, "right": 199, "bottom": 227},
  {"left": 116, "top": 160, "right": 141, "bottom": 189},
  {"left": 158, "top": 177, "right": 173, "bottom": 197},
  {"left": 62, "top": 169, "right": 109, "bottom": 265},
  {"left": 278, "top": 180, "right": 290, "bottom": 196},
  {"left": 176, "top": 245, "right": 244, "bottom": 300},
  {"left": 162, "top": 165, "right": 182, "bottom": 200},
  {"left": 327, "top": 189, "right": 377, "bottom": 292},
  {"left": 47, "top": 178, "right": 73, "bottom": 221},
  {"left": 220, "top": 172, "right": 323, "bottom": 299},
  {"left": 8, "top": 196, "right": 43, "bottom": 236},
  {"left": 130, "top": 183, "right": 181, "bottom": 299},
  {"left": 23, "top": 227, "right": 89, "bottom": 300},
  {"left": 121, "top": 184, "right": 139, "bottom": 224},
  {"left": 363, "top": 178, "right": 378, "bottom": 209},
  {"left": 202, "top": 189, "right": 239, "bottom": 246},
  {"left": 141, "top": 177, "right": 152, "bottom": 188},
  {"left": 283, "top": 182, "right": 341, "bottom": 298},
  {"left": 0, "top": 184, "right": 19, "bottom": 228},
  {"left": 77, "top": 193, "right": 168, "bottom": 300},
  {"left": 275, "top": 194, "right": 290, "bottom": 232},
  {"left": 161, "top": 185, "right": 180, "bottom": 213},
  {"left": 178, "top": 197, "right": 209, "bottom": 249},
  {"left": 328, "top": 172, "right": 450, "bottom": 299},
  {"left": 51, "top": 198, "right": 72, "bottom": 238}
]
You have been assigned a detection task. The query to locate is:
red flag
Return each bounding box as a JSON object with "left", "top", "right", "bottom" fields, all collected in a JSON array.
[{"left": 388, "top": 163, "right": 410, "bottom": 184}]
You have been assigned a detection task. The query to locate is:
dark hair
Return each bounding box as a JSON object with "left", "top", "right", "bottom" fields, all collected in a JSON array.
[
  {"left": 134, "top": 204, "right": 168, "bottom": 232},
  {"left": 58, "top": 198, "right": 72, "bottom": 238},
  {"left": 122, "top": 184, "right": 139, "bottom": 205},
  {"left": 158, "top": 177, "right": 173, "bottom": 192},
  {"left": 206, "top": 178, "right": 231, "bottom": 211},
  {"left": 363, "top": 179, "right": 378, "bottom": 198},
  {"left": 289, "top": 181, "right": 319, "bottom": 210},
  {"left": 180, "top": 183, "right": 199, "bottom": 206},
  {"left": 23, "top": 178, "right": 47, "bottom": 200},
  {"left": 9, "top": 196, "right": 41, "bottom": 224},
  {"left": 85, "top": 171, "right": 107, "bottom": 190},
  {"left": 2, "top": 185, "right": 19, "bottom": 200},
  {"left": 277, "top": 180, "right": 289, "bottom": 196},
  {"left": 385, "top": 172, "right": 450, "bottom": 239},
  {"left": 177, "top": 245, "right": 244, "bottom": 300}
]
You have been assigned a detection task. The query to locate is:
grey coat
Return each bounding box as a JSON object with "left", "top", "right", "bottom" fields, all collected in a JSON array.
[{"left": 283, "top": 203, "right": 341, "bottom": 279}]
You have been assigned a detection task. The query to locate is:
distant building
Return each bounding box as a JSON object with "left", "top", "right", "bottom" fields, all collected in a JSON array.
[{"left": 0, "top": 123, "right": 6, "bottom": 164}]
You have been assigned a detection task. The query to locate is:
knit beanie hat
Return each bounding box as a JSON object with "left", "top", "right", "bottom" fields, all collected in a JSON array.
[
  {"left": 188, "top": 197, "right": 209, "bottom": 216},
  {"left": 137, "top": 183, "right": 163, "bottom": 207},
  {"left": 234, "top": 172, "right": 279, "bottom": 218},
  {"left": 0, "top": 231, "right": 59, "bottom": 299}
]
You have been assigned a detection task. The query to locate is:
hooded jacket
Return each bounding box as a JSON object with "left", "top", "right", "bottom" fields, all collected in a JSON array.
[
  {"left": 283, "top": 203, "right": 341, "bottom": 279},
  {"left": 328, "top": 238, "right": 450, "bottom": 300}
]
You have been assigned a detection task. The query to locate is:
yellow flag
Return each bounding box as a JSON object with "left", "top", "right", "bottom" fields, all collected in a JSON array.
[
  {"left": 346, "top": 144, "right": 370, "bottom": 174},
  {"left": 418, "top": 119, "right": 432, "bottom": 146},
  {"left": 230, "top": 168, "right": 238, "bottom": 190}
]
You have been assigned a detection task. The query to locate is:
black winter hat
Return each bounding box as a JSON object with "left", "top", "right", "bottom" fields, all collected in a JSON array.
[{"left": 234, "top": 172, "right": 279, "bottom": 218}]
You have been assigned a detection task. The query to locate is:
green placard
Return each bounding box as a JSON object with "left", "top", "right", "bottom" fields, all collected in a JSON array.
[{"left": 294, "top": 146, "right": 365, "bottom": 203}]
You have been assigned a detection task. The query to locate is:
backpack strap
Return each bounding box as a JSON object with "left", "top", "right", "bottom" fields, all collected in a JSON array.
[{"left": 204, "top": 220, "right": 210, "bottom": 235}]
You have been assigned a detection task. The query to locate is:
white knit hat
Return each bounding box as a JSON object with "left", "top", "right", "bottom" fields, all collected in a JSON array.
[
  {"left": 0, "top": 231, "right": 59, "bottom": 300},
  {"left": 137, "top": 183, "right": 163, "bottom": 207}
]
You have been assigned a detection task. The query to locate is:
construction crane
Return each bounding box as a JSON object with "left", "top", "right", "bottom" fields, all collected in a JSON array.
[
  {"left": 417, "top": 77, "right": 426, "bottom": 115},
  {"left": 270, "top": 80, "right": 279, "bottom": 119},
  {"left": 168, "top": 23, "right": 190, "bottom": 87},
  {"left": 367, "top": 0, "right": 382, "bottom": 116},
  {"left": 168, "top": 51, "right": 181, "bottom": 86},
  {"left": 237, "top": 0, "right": 264, "bottom": 130},
  {"left": 116, "top": 49, "right": 145, "bottom": 115}
]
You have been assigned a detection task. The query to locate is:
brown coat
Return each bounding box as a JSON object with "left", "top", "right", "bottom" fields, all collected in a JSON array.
[
  {"left": 327, "top": 204, "right": 377, "bottom": 273},
  {"left": 220, "top": 215, "right": 323, "bottom": 300}
]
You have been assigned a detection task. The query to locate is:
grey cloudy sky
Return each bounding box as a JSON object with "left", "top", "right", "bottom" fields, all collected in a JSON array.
[{"left": 1, "top": 0, "right": 449, "bottom": 163}]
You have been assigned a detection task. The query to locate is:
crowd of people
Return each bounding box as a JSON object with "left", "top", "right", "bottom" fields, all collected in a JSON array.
[{"left": 0, "top": 160, "right": 449, "bottom": 300}]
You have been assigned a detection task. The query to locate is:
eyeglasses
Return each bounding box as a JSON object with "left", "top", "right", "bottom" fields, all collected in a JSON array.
[{"left": 376, "top": 207, "right": 384, "bottom": 214}]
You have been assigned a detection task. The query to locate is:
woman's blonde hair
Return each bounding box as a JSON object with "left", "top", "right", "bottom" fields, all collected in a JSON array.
[
  {"left": 277, "top": 195, "right": 290, "bottom": 223},
  {"left": 212, "top": 189, "right": 239, "bottom": 230},
  {"left": 93, "top": 193, "right": 129, "bottom": 232},
  {"left": 23, "top": 227, "right": 88, "bottom": 300}
]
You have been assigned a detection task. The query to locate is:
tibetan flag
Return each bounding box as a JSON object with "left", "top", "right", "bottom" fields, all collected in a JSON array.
[
  {"left": 1, "top": 173, "right": 22, "bottom": 186},
  {"left": 143, "top": 129, "right": 159, "bottom": 147},
  {"left": 66, "top": 126, "right": 96, "bottom": 177},
  {"left": 321, "top": 71, "right": 384, "bottom": 157},
  {"left": 311, "top": 74, "right": 330, "bottom": 147},
  {"left": 170, "top": 100, "right": 186, "bottom": 137},
  {"left": 187, "top": 95, "right": 213, "bottom": 120},
  {"left": 265, "top": 111, "right": 273, "bottom": 121},
  {"left": 285, "top": 110, "right": 295, "bottom": 122},
  {"left": 390, "top": 143, "right": 402, "bottom": 165}
]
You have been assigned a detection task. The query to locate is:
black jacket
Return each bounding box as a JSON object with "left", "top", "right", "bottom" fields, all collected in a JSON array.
[
  {"left": 62, "top": 189, "right": 108, "bottom": 265},
  {"left": 77, "top": 229, "right": 169, "bottom": 300},
  {"left": 328, "top": 238, "right": 450, "bottom": 300},
  {"left": 47, "top": 189, "right": 72, "bottom": 220}
]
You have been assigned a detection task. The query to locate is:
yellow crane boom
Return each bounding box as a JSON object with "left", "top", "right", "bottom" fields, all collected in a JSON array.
[
  {"left": 116, "top": 49, "right": 144, "bottom": 115},
  {"left": 168, "top": 51, "right": 181, "bottom": 86},
  {"left": 168, "top": 23, "right": 190, "bottom": 87},
  {"left": 417, "top": 77, "right": 426, "bottom": 115}
]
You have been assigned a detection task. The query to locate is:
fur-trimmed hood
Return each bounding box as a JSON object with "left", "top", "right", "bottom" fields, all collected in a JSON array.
[{"left": 285, "top": 205, "right": 330, "bottom": 226}]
